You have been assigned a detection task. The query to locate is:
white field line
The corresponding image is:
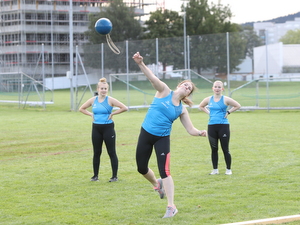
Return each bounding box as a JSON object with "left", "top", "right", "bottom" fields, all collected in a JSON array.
[{"left": 220, "top": 214, "right": 300, "bottom": 225}]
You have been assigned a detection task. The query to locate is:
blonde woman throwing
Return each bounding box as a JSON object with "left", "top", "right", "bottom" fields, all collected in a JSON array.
[{"left": 133, "top": 52, "right": 207, "bottom": 218}]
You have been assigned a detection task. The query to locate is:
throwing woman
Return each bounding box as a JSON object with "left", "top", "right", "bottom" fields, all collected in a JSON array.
[{"left": 133, "top": 52, "right": 207, "bottom": 218}]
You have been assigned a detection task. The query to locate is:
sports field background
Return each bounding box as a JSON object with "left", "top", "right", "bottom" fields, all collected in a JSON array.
[
  {"left": 1, "top": 78, "right": 299, "bottom": 110},
  {"left": 0, "top": 85, "right": 299, "bottom": 224},
  {"left": 108, "top": 78, "right": 300, "bottom": 109}
]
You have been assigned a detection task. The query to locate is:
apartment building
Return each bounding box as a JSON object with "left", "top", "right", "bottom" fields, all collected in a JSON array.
[
  {"left": 0, "top": 0, "right": 156, "bottom": 80},
  {"left": 254, "top": 17, "right": 300, "bottom": 44}
]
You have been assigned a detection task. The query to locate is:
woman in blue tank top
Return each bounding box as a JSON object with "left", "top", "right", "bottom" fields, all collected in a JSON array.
[
  {"left": 199, "top": 81, "right": 241, "bottom": 175},
  {"left": 79, "top": 78, "right": 128, "bottom": 182},
  {"left": 133, "top": 52, "right": 207, "bottom": 218}
]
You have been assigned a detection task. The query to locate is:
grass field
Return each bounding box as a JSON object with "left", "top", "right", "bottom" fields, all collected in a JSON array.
[
  {"left": 1, "top": 88, "right": 300, "bottom": 225},
  {"left": 1, "top": 79, "right": 300, "bottom": 110},
  {"left": 109, "top": 79, "right": 300, "bottom": 109}
]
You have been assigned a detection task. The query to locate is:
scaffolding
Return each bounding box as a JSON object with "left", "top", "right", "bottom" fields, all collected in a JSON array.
[{"left": 0, "top": 0, "right": 159, "bottom": 84}]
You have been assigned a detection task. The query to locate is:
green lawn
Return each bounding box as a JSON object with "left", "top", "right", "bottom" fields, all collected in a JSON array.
[
  {"left": 1, "top": 97, "right": 299, "bottom": 224},
  {"left": 1, "top": 79, "right": 300, "bottom": 110}
]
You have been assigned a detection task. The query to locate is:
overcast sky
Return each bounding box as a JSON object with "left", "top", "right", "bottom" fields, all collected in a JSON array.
[{"left": 163, "top": 0, "right": 300, "bottom": 24}]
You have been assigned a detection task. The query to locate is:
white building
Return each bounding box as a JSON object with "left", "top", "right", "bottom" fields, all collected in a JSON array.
[
  {"left": 254, "top": 18, "right": 300, "bottom": 44},
  {"left": 253, "top": 42, "right": 300, "bottom": 80}
]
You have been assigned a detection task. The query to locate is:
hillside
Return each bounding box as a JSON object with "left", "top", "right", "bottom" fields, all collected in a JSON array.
[{"left": 241, "top": 11, "right": 300, "bottom": 27}]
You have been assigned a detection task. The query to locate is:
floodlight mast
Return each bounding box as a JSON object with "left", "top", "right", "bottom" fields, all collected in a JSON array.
[
  {"left": 182, "top": 0, "right": 188, "bottom": 71},
  {"left": 69, "top": 0, "right": 75, "bottom": 111}
]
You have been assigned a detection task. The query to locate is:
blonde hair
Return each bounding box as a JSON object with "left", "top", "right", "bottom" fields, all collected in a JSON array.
[
  {"left": 213, "top": 80, "right": 224, "bottom": 87},
  {"left": 98, "top": 77, "right": 108, "bottom": 87},
  {"left": 178, "top": 80, "right": 197, "bottom": 107}
]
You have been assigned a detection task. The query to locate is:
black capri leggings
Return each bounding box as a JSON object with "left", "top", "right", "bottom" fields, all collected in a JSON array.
[
  {"left": 208, "top": 124, "right": 231, "bottom": 170},
  {"left": 91, "top": 122, "right": 118, "bottom": 178},
  {"left": 136, "top": 127, "right": 171, "bottom": 179}
]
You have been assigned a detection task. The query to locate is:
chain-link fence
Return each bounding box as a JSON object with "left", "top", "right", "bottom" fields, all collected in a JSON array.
[{"left": 1, "top": 31, "right": 300, "bottom": 110}]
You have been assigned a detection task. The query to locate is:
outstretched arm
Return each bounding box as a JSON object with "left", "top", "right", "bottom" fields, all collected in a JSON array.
[
  {"left": 180, "top": 107, "right": 207, "bottom": 137},
  {"left": 132, "top": 52, "right": 169, "bottom": 96}
]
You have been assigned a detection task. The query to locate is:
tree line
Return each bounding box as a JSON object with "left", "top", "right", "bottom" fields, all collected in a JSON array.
[{"left": 83, "top": 0, "right": 298, "bottom": 75}]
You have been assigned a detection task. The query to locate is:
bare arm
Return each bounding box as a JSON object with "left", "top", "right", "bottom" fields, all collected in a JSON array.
[
  {"left": 108, "top": 97, "right": 128, "bottom": 120},
  {"left": 79, "top": 97, "right": 95, "bottom": 118},
  {"left": 180, "top": 107, "right": 207, "bottom": 137},
  {"left": 199, "top": 97, "right": 210, "bottom": 115},
  {"left": 132, "top": 52, "right": 169, "bottom": 97},
  {"left": 224, "top": 96, "right": 241, "bottom": 113}
]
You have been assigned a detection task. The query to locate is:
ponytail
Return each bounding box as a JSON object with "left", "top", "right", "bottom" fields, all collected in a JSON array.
[
  {"left": 178, "top": 80, "right": 197, "bottom": 107},
  {"left": 182, "top": 97, "right": 193, "bottom": 107}
]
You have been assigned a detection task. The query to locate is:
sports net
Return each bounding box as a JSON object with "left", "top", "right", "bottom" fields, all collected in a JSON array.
[
  {"left": 109, "top": 70, "right": 300, "bottom": 110},
  {"left": 229, "top": 77, "right": 300, "bottom": 110},
  {"left": 109, "top": 69, "right": 213, "bottom": 109},
  {"left": 0, "top": 72, "right": 53, "bottom": 108}
]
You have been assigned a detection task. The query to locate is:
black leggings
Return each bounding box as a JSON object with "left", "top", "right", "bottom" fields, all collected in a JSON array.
[
  {"left": 91, "top": 123, "right": 118, "bottom": 178},
  {"left": 136, "top": 127, "right": 170, "bottom": 179},
  {"left": 208, "top": 124, "right": 231, "bottom": 170}
]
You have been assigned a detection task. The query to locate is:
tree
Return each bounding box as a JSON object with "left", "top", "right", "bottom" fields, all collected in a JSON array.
[
  {"left": 185, "top": 0, "right": 237, "bottom": 35},
  {"left": 87, "top": 0, "right": 142, "bottom": 44},
  {"left": 142, "top": 0, "right": 246, "bottom": 74},
  {"left": 141, "top": 9, "right": 184, "bottom": 77},
  {"left": 185, "top": 0, "right": 245, "bottom": 74},
  {"left": 143, "top": 9, "right": 183, "bottom": 39},
  {"left": 240, "top": 26, "right": 263, "bottom": 73},
  {"left": 280, "top": 29, "right": 300, "bottom": 44},
  {"left": 84, "top": 0, "right": 142, "bottom": 73}
]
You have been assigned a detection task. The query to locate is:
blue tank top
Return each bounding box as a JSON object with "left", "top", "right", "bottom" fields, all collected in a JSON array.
[
  {"left": 92, "top": 96, "right": 113, "bottom": 124},
  {"left": 207, "top": 95, "right": 229, "bottom": 125},
  {"left": 142, "top": 91, "right": 182, "bottom": 136}
]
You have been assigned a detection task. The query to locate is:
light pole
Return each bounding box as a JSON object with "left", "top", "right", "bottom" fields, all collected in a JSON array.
[
  {"left": 182, "top": 0, "right": 188, "bottom": 71},
  {"left": 48, "top": 0, "right": 54, "bottom": 101},
  {"left": 69, "top": 0, "right": 74, "bottom": 111},
  {"left": 183, "top": 8, "right": 187, "bottom": 70}
]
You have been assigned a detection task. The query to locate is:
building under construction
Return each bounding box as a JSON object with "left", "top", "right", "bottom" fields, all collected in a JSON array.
[{"left": 0, "top": 0, "right": 161, "bottom": 81}]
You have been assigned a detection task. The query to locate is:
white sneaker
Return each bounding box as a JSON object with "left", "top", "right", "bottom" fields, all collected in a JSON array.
[
  {"left": 225, "top": 169, "right": 232, "bottom": 175},
  {"left": 162, "top": 205, "right": 178, "bottom": 218},
  {"left": 209, "top": 169, "right": 219, "bottom": 175}
]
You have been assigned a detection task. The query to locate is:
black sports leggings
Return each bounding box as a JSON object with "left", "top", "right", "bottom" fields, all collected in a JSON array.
[
  {"left": 91, "top": 123, "right": 118, "bottom": 178},
  {"left": 136, "top": 127, "right": 170, "bottom": 179},
  {"left": 207, "top": 124, "right": 231, "bottom": 170}
]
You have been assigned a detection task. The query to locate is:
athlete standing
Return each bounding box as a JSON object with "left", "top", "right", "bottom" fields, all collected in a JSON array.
[
  {"left": 79, "top": 78, "right": 128, "bottom": 182},
  {"left": 199, "top": 80, "right": 241, "bottom": 175}
]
